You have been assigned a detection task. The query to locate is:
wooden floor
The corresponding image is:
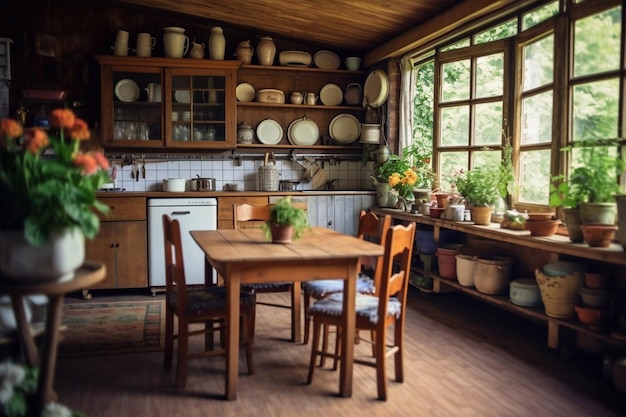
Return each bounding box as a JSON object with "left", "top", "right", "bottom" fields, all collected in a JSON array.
[{"left": 54, "top": 288, "right": 626, "bottom": 417}]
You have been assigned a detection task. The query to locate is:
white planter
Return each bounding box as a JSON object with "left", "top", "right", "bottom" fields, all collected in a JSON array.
[{"left": 0, "top": 228, "right": 85, "bottom": 282}]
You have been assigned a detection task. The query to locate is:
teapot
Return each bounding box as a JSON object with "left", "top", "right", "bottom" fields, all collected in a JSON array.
[
  {"left": 344, "top": 83, "right": 363, "bottom": 106},
  {"left": 189, "top": 41, "right": 205, "bottom": 59},
  {"left": 234, "top": 40, "right": 254, "bottom": 64},
  {"left": 305, "top": 92, "right": 318, "bottom": 105},
  {"left": 290, "top": 91, "right": 305, "bottom": 104}
]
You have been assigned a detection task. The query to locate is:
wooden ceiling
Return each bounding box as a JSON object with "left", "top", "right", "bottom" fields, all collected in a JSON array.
[{"left": 104, "top": 0, "right": 465, "bottom": 55}]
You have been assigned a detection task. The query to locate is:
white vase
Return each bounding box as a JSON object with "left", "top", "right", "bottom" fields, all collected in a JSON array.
[
  {"left": 0, "top": 228, "right": 85, "bottom": 282},
  {"left": 208, "top": 26, "right": 226, "bottom": 60}
]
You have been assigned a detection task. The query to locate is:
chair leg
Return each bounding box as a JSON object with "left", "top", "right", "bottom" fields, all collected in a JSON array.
[
  {"left": 303, "top": 289, "right": 311, "bottom": 345},
  {"left": 394, "top": 319, "right": 404, "bottom": 383},
  {"left": 243, "top": 308, "right": 255, "bottom": 375},
  {"left": 370, "top": 329, "right": 377, "bottom": 357},
  {"left": 291, "top": 282, "right": 302, "bottom": 343},
  {"left": 320, "top": 323, "right": 330, "bottom": 367},
  {"left": 307, "top": 316, "right": 323, "bottom": 384},
  {"left": 375, "top": 327, "right": 387, "bottom": 401},
  {"left": 163, "top": 309, "right": 174, "bottom": 369},
  {"left": 176, "top": 322, "right": 189, "bottom": 389},
  {"left": 332, "top": 325, "right": 342, "bottom": 371}
]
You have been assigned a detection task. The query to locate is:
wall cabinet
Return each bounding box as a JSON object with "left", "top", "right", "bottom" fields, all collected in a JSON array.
[
  {"left": 85, "top": 197, "right": 147, "bottom": 293},
  {"left": 236, "top": 65, "right": 366, "bottom": 151},
  {"left": 371, "top": 208, "right": 626, "bottom": 353},
  {"left": 96, "top": 56, "right": 240, "bottom": 149}
]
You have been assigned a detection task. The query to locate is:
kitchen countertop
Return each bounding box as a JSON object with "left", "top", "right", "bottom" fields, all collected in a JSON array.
[{"left": 96, "top": 190, "right": 375, "bottom": 198}]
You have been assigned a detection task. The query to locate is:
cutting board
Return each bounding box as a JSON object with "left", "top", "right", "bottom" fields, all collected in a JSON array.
[{"left": 311, "top": 164, "right": 327, "bottom": 190}]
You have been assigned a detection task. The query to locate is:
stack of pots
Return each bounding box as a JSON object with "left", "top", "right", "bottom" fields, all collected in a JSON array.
[
  {"left": 535, "top": 261, "right": 585, "bottom": 318},
  {"left": 575, "top": 270, "right": 612, "bottom": 327}
]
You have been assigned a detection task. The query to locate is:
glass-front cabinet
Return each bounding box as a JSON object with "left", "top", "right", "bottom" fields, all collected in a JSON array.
[{"left": 96, "top": 56, "right": 240, "bottom": 149}]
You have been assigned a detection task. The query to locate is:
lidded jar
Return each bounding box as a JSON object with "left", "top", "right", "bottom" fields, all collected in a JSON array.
[
  {"left": 235, "top": 40, "right": 254, "bottom": 64},
  {"left": 209, "top": 26, "right": 226, "bottom": 60},
  {"left": 237, "top": 122, "right": 255, "bottom": 144},
  {"left": 256, "top": 36, "right": 276, "bottom": 66}
]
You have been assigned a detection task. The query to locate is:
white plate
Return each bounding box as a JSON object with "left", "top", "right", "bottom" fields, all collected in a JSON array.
[
  {"left": 313, "top": 50, "right": 340, "bottom": 69},
  {"left": 114, "top": 79, "right": 140, "bottom": 102},
  {"left": 236, "top": 82, "right": 255, "bottom": 102},
  {"left": 256, "top": 119, "right": 283, "bottom": 145},
  {"left": 329, "top": 114, "right": 361, "bottom": 144},
  {"left": 174, "top": 90, "right": 191, "bottom": 104},
  {"left": 319, "top": 83, "right": 343, "bottom": 106},
  {"left": 288, "top": 117, "right": 319, "bottom": 146},
  {"left": 363, "top": 69, "right": 389, "bottom": 108}
]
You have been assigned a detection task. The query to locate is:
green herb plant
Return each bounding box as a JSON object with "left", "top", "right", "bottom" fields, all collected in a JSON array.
[{"left": 262, "top": 196, "right": 309, "bottom": 241}]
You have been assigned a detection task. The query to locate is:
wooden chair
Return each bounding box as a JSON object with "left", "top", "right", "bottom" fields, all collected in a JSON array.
[
  {"left": 233, "top": 203, "right": 303, "bottom": 342},
  {"left": 302, "top": 211, "right": 392, "bottom": 350},
  {"left": 306, "top": 222, "right": 416, "bottom": 401},
  {"left": 162, "top": 214, "right": 255, "bottom": 389}
]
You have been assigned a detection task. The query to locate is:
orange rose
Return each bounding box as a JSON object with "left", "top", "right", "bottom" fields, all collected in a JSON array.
[
  {"left": 73, "top": 153, "right": 98, "bottom": 175},
  {"left": 49, "top": 109, "right": 76, "bottom": 130},
  {"left": 22, "top": 128, "right": 49, "bottom": 154},
  {"left": 0, "top": 118, "right": 23, "bottom": 139},
  {"left": 67, "top": 118, "right": 90, "bottom": 140}
]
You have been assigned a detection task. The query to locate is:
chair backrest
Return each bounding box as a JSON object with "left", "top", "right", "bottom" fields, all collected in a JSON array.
[
  {"left": 233, "top": 203, "right": 271, "bottom": 230},
  {"left": 233, "top": 202, "right": 308, "bottom": 230},
  {"left": 376, "top": 223, "right": 416, "bottom": 323},
  {"left": 357, "top": 211, "right": 392, "bottom": 294},
  {"left": 162, "top": 214, "right": 189, "bottom": 308}
]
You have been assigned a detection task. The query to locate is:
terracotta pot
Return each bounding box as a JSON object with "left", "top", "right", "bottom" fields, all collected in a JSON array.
[
  {"left": 575, "top": 305, "right": 608, "bottom": 326},
  {"left": 524, "top": 219, "right": 560, "bottom": 236},
  {"left": 434, "top": 193, "right": 449, "bottom": 208},
  {"left": 270, "top": 223, "right": 293, "bottom": 243},
  {"left": 470, "top": 206, "right": 492, "bottom": 225},
  {"left": 580, "top": 224, "right": 618, "bottom": 248},
  {"left": 584, "top": 271, "right": 610, "bottom": 289}
]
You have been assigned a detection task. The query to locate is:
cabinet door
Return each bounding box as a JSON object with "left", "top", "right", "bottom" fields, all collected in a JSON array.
[
  {"left": 85, "top": 222, "right": 117, "bottom": 289},
  {"left": 99, "top": 63, "right": 164, "bottom": 148},
  {"left": 115, "top": 221, "right": 148, "bottom": 288},
  {"left": 164, "top": 68, "right": 237, "bottom": 149}
]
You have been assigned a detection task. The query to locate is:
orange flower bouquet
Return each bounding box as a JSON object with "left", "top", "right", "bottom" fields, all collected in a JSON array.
[{"left": 0, "top": 109, "right": 110, "bottom": 245}]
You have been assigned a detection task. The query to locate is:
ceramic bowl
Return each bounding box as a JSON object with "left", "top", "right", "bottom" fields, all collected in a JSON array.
[
  {"left": 345, "top": 56, "right": 361, "bottom": 70},
  {"left": 162, "top": 178, "right": 186, "bottom": 192},
  {"left": 579, "top": 287, "right": 611, "bottom": 308},
  {"left": 278, "top": 50, "right": 312, "bottom": 67},
  {"left": 256, "top": 89, "right": 285, "bottom": 103},
  {"left": 429, "top": 207, "right": 445, "bottom": 218},
  {"left": 574, "top": 304, "right": 608, "bottom": 326},
  {"left": 510, "top": 278, "right": 542, "bottom": 307}
]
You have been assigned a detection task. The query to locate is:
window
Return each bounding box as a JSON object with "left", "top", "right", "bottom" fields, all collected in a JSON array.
[{"left": 409, "top": 0, "right": 625, "bottom": 208}]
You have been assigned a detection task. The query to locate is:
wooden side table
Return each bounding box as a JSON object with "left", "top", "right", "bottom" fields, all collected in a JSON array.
[{"left": 0, "top": 261, "right": 105, "bottom": 413}]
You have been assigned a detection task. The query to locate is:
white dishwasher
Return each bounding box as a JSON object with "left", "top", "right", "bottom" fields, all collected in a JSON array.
[{"left": 148, "top": 198, "right": 217, "bottom": 292}]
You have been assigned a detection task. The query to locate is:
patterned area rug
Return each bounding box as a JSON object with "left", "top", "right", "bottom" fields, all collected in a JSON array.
[{"left": 59, "top": 300, "right": 165, "bottom": 356}]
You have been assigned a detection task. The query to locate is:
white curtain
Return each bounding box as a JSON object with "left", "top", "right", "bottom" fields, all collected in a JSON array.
[{"left": 399, "top": 56, "right": 415, "bottom": 157}]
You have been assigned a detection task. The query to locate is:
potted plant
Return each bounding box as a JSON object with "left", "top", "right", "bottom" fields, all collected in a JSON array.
[
  {"left": 262, "top": 196, "right": 309, "bottom": 243},
  {"left": 0, "top": 109, "right": 111, "bottom": 281},
  {"left": 454, "top": 165, "right": 500, "bottom": 225},
  {"left": 551, "top": 143, "right": 624, "bottom": 225},
  {"left": 371, "top": 153, "right": 416, "bottom": 208},
  {"left": 549, "top": 174, "right": 586, "bottom": 243}
]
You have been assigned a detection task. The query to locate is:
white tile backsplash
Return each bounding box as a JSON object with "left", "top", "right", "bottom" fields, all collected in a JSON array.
[{"left": 111, "top": 157, "right": 375, "bottom": 192}]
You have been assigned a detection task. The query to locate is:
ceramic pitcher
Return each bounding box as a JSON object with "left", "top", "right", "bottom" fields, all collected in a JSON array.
[
  {"left": 189, "top": 42, "right": 205, "bottom": 59},
  {"left": 305, "top": 92, "right": 318, "bottom": 105},
  {"left": 163, "top": 27, "right": 189, "bottom": 58},
  {"left": 234, "top": 40, "right": 254, "bottom": 64}
]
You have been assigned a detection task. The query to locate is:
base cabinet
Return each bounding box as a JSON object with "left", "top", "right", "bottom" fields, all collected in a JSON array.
[
  {"left": 303, "top": 194, "right": 375, "bottom": 235},
  {"left": 85, "top": 196, "right": 147, "bottom": 292},
  {"left": 218, "top": 196, "right": 269, "bottom": 229}
]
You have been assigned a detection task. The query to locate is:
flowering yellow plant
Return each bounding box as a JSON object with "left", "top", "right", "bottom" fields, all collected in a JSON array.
[
  {"left": 388, "top": 167, "right": 418, "bottom": 200},
  {"left": 0, "top": 109, "right": 110, "bottom": 245}
]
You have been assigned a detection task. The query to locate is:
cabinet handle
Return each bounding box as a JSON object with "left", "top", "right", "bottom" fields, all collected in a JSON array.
[
  {"left": 109, "top": 243, "right": 116, "bottom": 248},
  {"left": 327, "top": 220, "right": 333, "bottom": 227}
]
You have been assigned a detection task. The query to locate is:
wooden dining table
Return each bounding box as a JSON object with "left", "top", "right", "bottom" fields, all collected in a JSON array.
[{"left": 190, "top": 226, "right": 385, "bottom": 400}]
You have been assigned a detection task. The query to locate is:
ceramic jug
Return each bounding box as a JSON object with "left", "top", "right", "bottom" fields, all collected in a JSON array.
[
  {"left": 112, "top": 29, "right": 129, "bottom": 56},
  {"left": 145, "top": 83, "right": 161, "bottom": 103},
  {"left": 135, "top": 32, "right": 156, "bottom": 57},
  {"left": 208, "top": 27, "right": 225, "bottom": 60},
  {"left": 305, "top": 92, "right": 318, "bottom": 105},
  {"left": 344, "top": 83, "right": 363, "bottom": 106},
  {"left": 237, "top": 122, "right": 255, "bottom": 144},
  {"left": 256, "top": 36, "right": 276, "bottom": 66},
  {"left": 189, "top": 42, "right": 205, "bottom": 59},
  {"left": 234, "top": 40, "right": 254, "bottom": 64},
  {"left": 163, "top": 27, "right": 189, "bottom": 58},
  {"left": 290, "top": 91, "right": 305, "bottom": 104}
]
